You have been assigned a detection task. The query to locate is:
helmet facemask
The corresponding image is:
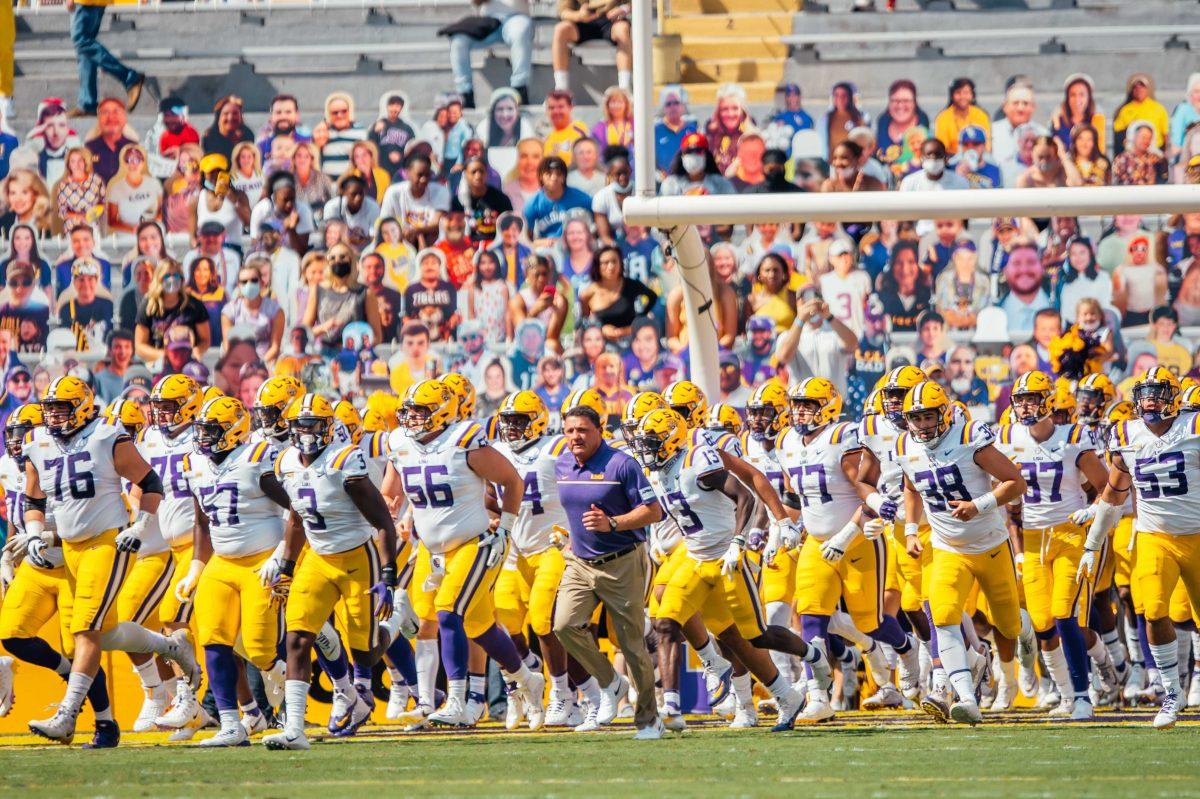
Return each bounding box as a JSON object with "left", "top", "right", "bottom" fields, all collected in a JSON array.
[
  {"left": 790, "top": 398, "right": 823, "bottom": 435},
  {"left": 5, "top": 424, "right": 30, "bottom": 463},
  {"left": 195, "top": 419, "right": 230, "bottom": 456},
  {"left": 402, "top": 401, "right": 436, "bottom": 439},
  {"left": 42, "top": 400, "right": 81, "bottom": 439},
  {"left": 1011, "top": 391, "right": 1049, "bottom": 427},
  {"left": 252, "top": 404, "right": 286, "bottom": 437},
  {"left": 632, "top": 430, "right": 675, "bottom": 470},
  {"left": 882, "top": 388, "right": 908, "bottom": 426},
  {"left": 499, "top": 412, "right": 536, "bottom": 449},
  {"left": 151, "top": 398, "right": 186, "bottom": 433},
  {"left": 746, "top": 404, "right": 777, "bottom": 440},
  {"left": 1075, "top": 388, "right": 1105, "bottom": 424},
  {"left": 290, "top": 416, "right": 331, "bottom": 456},
  {"left": 906, "top": 407, "right": 948, "bottom": 445},
  {"left": 1133, "top": 381, "right": 1177, "bottom": 424}
]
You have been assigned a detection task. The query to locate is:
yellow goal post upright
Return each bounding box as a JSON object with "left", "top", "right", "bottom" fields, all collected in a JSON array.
[{"left": 623, "top": 0, "right": 1200, "bottom": 400}]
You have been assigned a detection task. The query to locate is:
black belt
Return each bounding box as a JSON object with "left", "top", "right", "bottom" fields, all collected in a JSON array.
[{"left": 581, "top": 544, "right": 639, "bottom": 566}]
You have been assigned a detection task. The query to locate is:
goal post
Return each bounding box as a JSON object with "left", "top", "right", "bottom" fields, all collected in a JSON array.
[{"left": 626, "top": 0, "right": 1200, "bottom": 400}]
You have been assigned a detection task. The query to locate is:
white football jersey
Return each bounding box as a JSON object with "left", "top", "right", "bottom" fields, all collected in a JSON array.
[
  {"left": 896, "top": 419, "right": 1007, "bottom": 554},
  {"left": 647, "top": 443, "right": 735, "bottom": 560},
  {"left": 858, "top": 413, "right": 906, "bottom": 500},
  {"left": 738, "top": 431, "right": 787, "bottom": 498},
  {"left": 0, "top": 453, "right": 63, "bottom": 567},
  {"left": 276, "top": 442, "right": 373, "bottom": 555},
  {"left": 1108, "top": 413, "right": 1200, "bottom": 537},
  {"left": 1094, "top": 420, "right": 1135, "bottom": 516},
  {"left": 104, "top": 419, "right": 168, "bottom": 556},
  {"left": 249, "top": 428, "right": 291, "bottom": 465},
  {"left": 137, "top": 426, "right": 197, "bottom": 546},
  {"left": 25, "top": 419, "right": 131, "bottom": 543},
  {"left": 690, "top": 427, "right": 743, "bottom": 457},
  {"left": 994, "top": 423, "right": 1093, "bottom": 529},
  {"left": 387, "top": 421, "right": 491, "bottom": 555},
  {"left": 357, "top": 430, "right": 391, "bottom": 484},
  {"left": 186, "top": 440, "right": 283, "bottom": 558},
  {"left": 492, "top": 435, "right": 570, "bottom": 557},
  {"left": 776, "top": 422, "right": 863, "bottom": 540}
]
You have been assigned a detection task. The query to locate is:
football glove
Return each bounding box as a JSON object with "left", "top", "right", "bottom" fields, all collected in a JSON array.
[
  {"left": 269, "top": 573, "right": 293, "bottom": 608},
  {"left": 1014, "top": 551, "right": 1025, "bottom": 580},
  {"left": 1076, "top": 549, "right": 1098, "bottom": 584},
  {"left": 25, "top": 537, "right": 54, "bottom": 570},
  {"left": 720, "top": 538, "right": 744, "bottom": 578},
  {"left": 745, "top": 527, "right": 767, "bottom": 553},
  {"left": 778, "top": 519, "right": 803, "bottom": 549},
  {"left": 549, "top": 525, "right": 570, "bottom": 551},
  {"left": 480, "top": 513, "right": 514, "bottom": 569},
  {"left": 0, "top": 551, "right": 14, "bottom": 595},
  {"left": 174, "top": 559, "right": 205, "bottom": 603},
  {"left": 392, "top": 589, "right": 419, "bottom": 639},
  {"left": 819, "top": 521, "right": 862, "bottom": 563},
  {"left": 258, "top": 543, "right": 288, "bottom": 587},
  {"left": 863, "top": 517, "right": 887, "bottom": 540},
  {"left": 1069, "top": 505, "right": 1097, "bottom": 526},
  {"left": 370, "top": 565, "right": 397, "bottom": 621},
  {"left": 115, "top": 512, "right": 151, "bottom": 553}
]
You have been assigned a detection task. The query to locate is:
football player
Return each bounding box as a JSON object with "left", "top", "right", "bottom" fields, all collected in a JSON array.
[
  {"left": 491, "top": 390, "right": 579, "bottom": 725},
  {"left": 383, "top": 379, "right": 546, "bottom": 729},
  {"left": 1079, "top": 367, "right": 1200, "bottom": 729},
  {"left": 705, "top": 403, "right": 743, "bottom": 436},
  {"left": 995, "top": 371, "right": 1112, "bottom": 720},
  {"left": 23, "top": 377, "right": 200, "bottom": 746},
  {"left": 898, "top": 380, "right": 1035, "bottom": 725},
  {"left": 636, "top": 408, "right": 829, "bottom": 731},
  {"left": 126, "top": 375, "right": 207, "bottom": 731},
  {"left": 264, "top": 394, "right": 400, "bottom": 750},
  {"left": 0, "top": 405, "right": 109, "bottom": 728},
  {"left": 173, "top": 396, "right": 293, "bottom": 746},
  {"left": 664, "top": 380, "right": 743, "bottom": 456},
  {"left": 777, "top": 378, "right": 919, "bottom": 721},
  {"left": 250, "top": 376, "right": 305, "bottom": 461}
]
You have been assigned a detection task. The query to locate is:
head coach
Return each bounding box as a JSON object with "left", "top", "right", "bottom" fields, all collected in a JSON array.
[{"left": 552, "top": 404, "right": 665, "bottom": 739}]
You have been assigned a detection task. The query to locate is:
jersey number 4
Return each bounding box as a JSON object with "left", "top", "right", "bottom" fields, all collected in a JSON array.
[{"left": 44, "top": 453, "right": 95, "bottom": 500}]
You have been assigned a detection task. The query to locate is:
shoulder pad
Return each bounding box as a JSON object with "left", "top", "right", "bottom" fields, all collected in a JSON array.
[
  {"left": 249, "top": 440, "right": 272, "bottom": 463},
  {"left": 330, "top": 445, "right": 361, "bottom": 471},
  {"left": 549, "top": 435, "right": 569, "bottom": 457},
  {"left": 454, "top": 422, "right": 484, "bottom": 450}
]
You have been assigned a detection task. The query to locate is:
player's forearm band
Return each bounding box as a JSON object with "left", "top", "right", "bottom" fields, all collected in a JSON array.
[
  {"left": 280, "top": 559, "right": 295, "bottom": 577},
  {"left": 381, "top": 564, "right": 398, "bottom": 588},
  {"left": 1085, "top": 501, "right": 1120, "bottom": 551},
  {"left": 24, "top": 495, "right": 46, "bottom": 512},
  {"left": 904, "top": 522, "right": 920, "bottom": 538},
  {"left": 732, "top": 535, "right": 746, "bottom": 549},
  {"left": 499, "top": 511, "right": 517, "bottom": 532},
  {"left": 865, "top": 492, "right": 886, "bottom": 514},
  {"left": 137, "top": 470, "right": 164, "bottom": 496},
  {"left": 974, "top": 492, "right": 999, "bottom": 513}
]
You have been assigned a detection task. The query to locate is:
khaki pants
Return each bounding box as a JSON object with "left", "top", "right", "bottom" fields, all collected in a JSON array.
[{"left": 552, "top": 544, "right": 657, "bottom": 729}]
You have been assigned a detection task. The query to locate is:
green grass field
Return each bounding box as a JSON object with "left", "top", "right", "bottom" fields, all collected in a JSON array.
[{"left": 1, "top": 715, "right": 1199, "bottom": 799}]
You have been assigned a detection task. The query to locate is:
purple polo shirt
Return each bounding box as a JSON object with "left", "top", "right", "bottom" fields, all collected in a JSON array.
[{"left": 556, "top": 440, "right": 656, "bottom": 560}]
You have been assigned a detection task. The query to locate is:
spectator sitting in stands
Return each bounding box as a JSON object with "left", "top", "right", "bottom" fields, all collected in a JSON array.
[
  {"left": 118, "top": 255, "right": 153, "bottom": 330},
  {"left": 752, "top": 148, "right": 803, "bottom": 194},
  {"left": 1169, "top": 74, "right": 1200, "bottom": 162},
  {"left": 1056, "top": 237, "right": 1111, "bottom": 322},
  {"left": 1113, "top": 72, "right": 1169, "bottom": 153},
  {"left": 567, "top": 137, "right": 606, "bottom": 195},
  {"left": 1113, "top": 120, "right": 1169, "bottom": 186},
  {"left": 727, "top": 131, "right": 767, "bottom": 193},
  {"left": 1000, "top": 123, "right": 1043, "bottom": 188},
  {"left": 592, "top": 86, "right": 634, "bottom": 153},
  {"left": 816, "top": 82, "right": 867, "bottom": 161},
  {"left": 448, "top": 0, "right": 532, "bottom": 109},
  {"left": 201, "top": 95, "right": 255, "bottom": 162},
  {"left": 1, "top": 224, "right": 52, "bottom": 291},
  {"left": 915, "top": 309, "right": 949, "bottom": 366},
  {"left": 591, "top": 151, "right": 631, "bottom": 245},
  {"left": 1113, "top": 234, "right": 1167, "bottom": 326},
  {"left": 419, "top": 92, "right": 472, "bottom": 177},
  {"left": 368, "top": 91, "right": 417, "bottom": 175},
  {"left": 51, "top": 146, "right": 103, "bottom": 230},
  {"left": 899, "top": 138, "right": 969, "bottom": 193},
  {"left": 191, "top": 153, "right": 251, "bottom": 250},
  {"left": 222, "top": 264, "right": 284, "bottom": 363},
  {"left": 1016, "top": 135, "right": 1082, "bottom": 188},
  {"left": 769, "top": 83, "right": 814, "bottom": 150},
  {"left": 348, "top": 140, "right": 390, "bottom": 204},
  {"left": 553, "top": 1, "right": 632, "bottom": 93},
  {"left": 0, "top": 260, "right": 49, "bottom": 352},
  {"left": 951, "top": 125, "right": 1003, "bottom": 188},
  {"left": 19, "top": 99, "right": 81, "bottom": 188},
  {"left": 135, "top": 260, "right": 211, "bottom": 363},
  {"left": 933, "top": 77, "right": 990, "bottom": 156},
  {"left": 1068, "top": 123, "right": 1110, "bottom": 186},
  {"left": 501, "top": 138, "right": 543, "bottom": 213},
  {"left": 509, "top": 253, "right": 567, "bottom": 355},
  {"left": 186, "top": 255, "right": 227, "bottom": 348},
  {"left": 58, "top": 257, "right": 113, "bottom": 348},
  {"left": 510, "top": 317, "right": 547, "bottom": 390},
  {"left": 660, "top": 132, "right": 733, "bottom": 197},
  {"left": 747, "top": 253, "right": 796, "bottom": 332},
  {"left": 945, "top": 344, "right": 990, "bottom": 406},
  {"left": 540, "top": 90, "right": 591, "bottom": 166},
  {"left": 402, "top": 247, "right": 458, "bottom": 342},
  {"left": 105, "top": 144, "right": 162, "bottom": 234},
  {"left": 1029, "top": 307, "right": 1062, "bottom": 373},
  {"left": 313, "top": 91, "right": 367, "bottom": 179},
  {"left": 525, "top": 156, "right": 591, "bottom": 246},
  {"left": 875, "top": 79, "right": 929, "bottom": 181},
  {"left": 1050, "top": 73, "right": 1105, "bottom": 154},
  {"left": 477, "top": 88, "right": 533, "bottom": 149},
  {"left": 819, "top": 140, "right": 885, "bottom": 192},
  {"left": 256, "top": 94, "right": 309, "bottom": 163},
  {"left": 323, "top": 173, "right": 379, "bottom": 249},
  {"left": 777, "top": 285, "right": 858, "bottom": 398},
  {"left": 305, "top": 244, "right": 382, "bottom": 355},
  {"left": 934, "top": 240, "right": 989, "bottom": 330},
  {"left": 705, "top": 83, "right": 754, "bottom": 176},
  {"left": 230, "top": 141, "right": 264, "bottom": 202},
  {"left": 54, "top": 221, "right": 111, "bottom": 295},
  {"left": 0, "top": 168, "right": 52, "bottom": 238},
  {"left": 920, "top": 218, "right": 967, "bottom": 281},
  {"left": 1096, "top": 214, "right": 1150, "bottom": 272},
  {"left": 653, "top": 85, "right": 696, "bottom": 177},
  {"left": 453, "top": 155, "right": 514, "bottom": 247},
  {"left": 991, "top": 81, "right": 1035, "bottom": 166},
  {"left": 877, "top": 241, "right": 930, "bottom": 333},
  {"left": 819, "top": 238, "right": 872, "bottom": 337},
  {"left": 85, "top": 98, "right": 136, "bottom": 184},
  {"left": 291, "top": 142, "right": 334, "bottom": 212},
  {"left": 92, "top": 328, "right": 134, "bottom": 402},
  {"left": 999, "top": 239, "right": 1051, "bottom": 338},
  {"left": 381, "top": 152, "right": 450, "bottom": 250},
  {"left": 1146, "top": 305, "right": 1192, "bottom": 375},
  {"left": 185, "top": 221, "right": 242, "bottom": 295},
  {"left": 150, "top": 96, "right": 198, "bottom": 167},
  {"left": 579, "top": 245, "right": 657, "bottom": 345},
  {"left": 435, "top": 211, "right": 477, "bottom": 289}
]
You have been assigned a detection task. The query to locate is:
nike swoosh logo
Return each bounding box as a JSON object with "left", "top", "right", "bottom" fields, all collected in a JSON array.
[
  {"left": 849, "top": 557, "right": 862, "bottom": 564},
  {"left": 990, "top": 552, "right": 1000, "bottom": 558}
]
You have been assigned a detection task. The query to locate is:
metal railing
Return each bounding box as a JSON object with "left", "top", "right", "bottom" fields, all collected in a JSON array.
[{"left": 15, "top": 0, "right": 563, "bottom": 14}]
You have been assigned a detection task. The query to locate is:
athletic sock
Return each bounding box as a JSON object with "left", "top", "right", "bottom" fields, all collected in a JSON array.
[
  {"left": 1149, "top": 641, "right": 1182, "bottom": 696},
  {"left": 385, "top": 634, "right": 418, "bottom": 686},
  {"left": 315, "top": 622, "right": 343, "bottom": 660},
  {"left": 578, "top": 676, "right": 601, "bottom": 709},
  {"left": 447, "top": 678, "right": 467, "bottom": 703},
  {"left": 731, "top": 672, "right": 753, "bottom": 707},
  {"left": 1087, "top": 634, "right": 1113, "bottom": 671},
  {"left": 765, "top": 672, "right": 791, "bottom": 699},
  {"left": 133, "top": 658, "right": 162, "bottom": 689},
  {"left": 663, "top": 689, "right": 681, "bottom": 711},
  {"left": 1042, "top": 644, "right": 1073, "bottom": 701},
  {"left": 551, "top": 672, "right": 570, "bottom": 698},
  {"left": 218, "top": 708, "right": 240, "bottom": 732},
  {"left": 1101, "top": 628, "right": 1127, "bottom": 670},
  {"left": 415, "top": 637, "right": 439, "bottom": 709},
  {"left": 523, "top": 651, "right": 541, "bottom": 670},
  {"left": 468, "top": 672, "right": 486, "bottom": 701},
  {"left": 3, "top": 636, "right": 71, "bottom": 674},
  {"left": 284, "top": 679, "right": 309, "bottom": 735},
  {"left": 62, "top": 671, "right": 93, "bottom": 715},
  {"left": 696, "top": 635, "right": 721, "bottom": 668},
  {"left": 935, "top": 624, "right": 976, "bottom": 705},
  {"left": 100, "top": 622, "right": 173, "bottom": 655},
  {"left": 1056, "top": 617, "right": 1092, "bottom": 696},
  {"left": 1125, "top": 617, "right": 1143, "bottom": 665}
]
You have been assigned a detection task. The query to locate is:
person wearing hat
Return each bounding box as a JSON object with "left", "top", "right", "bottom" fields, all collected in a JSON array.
[
  {"left": 0, "top": 362, "right": 32, "bottom": 430},
  {"left": 660, "top": 131, "right": 733, "bottom": 197},
  {"left": 1114, "top": 72, "right": 1169, "bottom": 153},
  {"left": 156, "top": 96, "right": 199, "bottom": 160},
  {"left": 58, "top": 257, "right": 113, "bottom": 348},
  {"left": 737, "top": 314, "right": 778, "bottom": 386},
  {"left": 184, "top": 220, "right": 242, "bottom": 296},
  {"left": 819, "top": 237, "right": 872, "bottom": 338},
  {"left": 770, "top": 82, "right": 814, "bottom": 141},
  {"left": 192, "top": 150, "right": 252, "bottom": 253},
  {"left": 0, "top": 259, "right": 49, "bottom": 352},
  {"left": 654, "top": 85, "right": 697, "bottom": 175},
  {"left": 951, "top": 124, "right": 1003, "bottom": 189},
  {"left": 716, "top": 349, "right": 750, "bottom": 408}
]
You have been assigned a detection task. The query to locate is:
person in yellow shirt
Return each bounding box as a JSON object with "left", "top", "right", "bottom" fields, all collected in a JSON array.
[
  {"left": 933, "top": 78, "right": 991, "bottom": 156},
  {"left": 66, "top": 0, "right": 145, "bottom": 116},
  {"left": 1113, "top": 72, "right": 1170, "bottom": 153},
  {"left": 540, "top": 90, "right": 591, "bottom": 167},
  {"left": 388, "top": 321, "right": 441, "bottom": 396}
]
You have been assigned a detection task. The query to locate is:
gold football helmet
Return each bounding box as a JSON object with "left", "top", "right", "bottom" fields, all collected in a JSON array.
[
  {"left": 41, "top": 375, "right": 95, "bottom": 438},
  {"left": 497, "top": 390, "right": 550, "bottom": 446},
  {"left": 787, "top": 377, "right": 842, "bottom": 433},
  {"left": 561, "top": 388, "right": 608, "bottom": 429},
  {"left": 1047, "top": 380, "right": 1077, "bottom": 424},
  {"left": 746, "top": 380, "right": 789, "bottom": 440},
  {"left": 863, "top": 389, "right": 884, "bottom": 418},
  {"left": 284, "top": 394, "right": 336, "bottom": 455},
  {"left": 881, "top": 365, "right": 927, "bottom": 424},
  {"left": 1131, "top": 366, "right": 1181, "bottom": 423},
  {"left": 1074, "top": 373, "right": 1115, "bottom": 424},
  {"left": 105, "top": 398, "right": 146, "bottom": 438},
  {"left": 150, "top": 373, "right": 203, "bottom": 431},
  {"left": 253, "top": 376, "right": 305, "bottom": 437},
  {"left": 1010, "top": 369, "right": 1054, "bottom": 425},
  {"left": 195, "top": 396, "right": 251, "bottom": 456},
  {"left": 620, "top": 391, "right": 668, "bottom": 440},
  {"left": 402, "top": 379, "right": 459, "bottom": 438},
  {"left": 334, "top": 400, "right": 364, "bottom": 444},
  {"left": 704, "top": 402, "right": 743, "bottom": 435},
  {"left": 663, "top": 380, "right": 708, "bottom": 429},
  {"left": 632, "top": 408, "right": 688, "bottom": 469},
  {"left": 903, "top": 380, "right": 954, "bottom": 444},
  {"left": 5, "top": 403, "right": 43, "bottom": 461},
  {"left": 1181, "top": 385, "right": 1200, "bottom": 413},
  {"left": 439, "top": 372, "right": 477, "bottom": 421}
]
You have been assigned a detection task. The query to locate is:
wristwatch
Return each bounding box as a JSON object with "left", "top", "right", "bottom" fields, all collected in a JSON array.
[{"left": 608, "top": 515, "right": 618, "bottom": 533}]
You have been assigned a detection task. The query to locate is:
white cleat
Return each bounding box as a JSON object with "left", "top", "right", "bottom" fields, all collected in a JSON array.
[
  {"left": 950, "top": 700, "right": 982, "bottom": 725},
  {"left": 796, "top": 690, "right": 835, "bottom": 724},
  {"left": 712, "top": 692, "right": 737, "bottom": 720},
  {"left": 132, "top": 685, "right": 168, "bottom": 733},
  {"left": 240, "top": 709, "right": 270, "bottom": 735},
  {"left": 545, "top": 695, "right": 580, "bottom": 727},
  {"left": 165, "top": 630, "right": 203, "bottom": 691},
  {"left": 703, "top": 656, "right": 734, "bottom": 707},
  {"left": 28, "top": 706, "right": 78, "bottom": 744},
  {"left": 838, "top": 650, "right": 860, "bottom": 711},
  {"left": 263, "top": 661, "right": 286, "bottom": 712},
  {"left": 263, "top": 728, "right": 310, "bottom": 750},
  {"left": 428, "top": 695, "right": 472, "bottom": 727},
  {"left": 167, "top": 705, "right": 216, "bottom": 741},
  {"left": 196, "top": 724, "right": 250, "bottom": 747},
  {"left": 896, "top": 640, "right": 921, "bottom": 699},
  {"left": 632, "top": 716, "right": 665, "bottom": 740},
  {"left": 505, "top": 694, "right": 526, "bottom": 730},
  {"left": 861, "top": 683, "right": 905, "bottom": 710},
  {"left": 327, "top": 688, "right": 356, "bottom": 733},
  {"left": 155, "top": 681, "right": 201, "bottom": 729},
  {"left": 661, "top": 705, "right": 686, "bottom": 732},
  {"left": 1047, "top": 694, "right": 1074, "bottom": 718},
  {"left": 1139, "top": 680, "right": 1165, "bottom": 707},
  {"left": 397, "top": 703, "right": 431, "bottom": 728},
  {"left": 920, "top": 690, "right": 951, "bottom": 723},
  {"left": 991, "top": 678, "right": 1017, "bottom": 712},
  {"left": 808, "top": 646, "right": 834, "bottom": 694},
  {"left": 1123, "top": 663, "right": 1146, "bottom": 704},
  {"left": 386, "top": 683, "right": 412, "bottom": 720},
  {"left": 729, "top": 702, "right": 758, "bottom": 729},
  {"left": 597, "top": 675, "right": 629, "bottom": 726},
  {"left": 770, "top": 685, "right": 806, "bottom": 731},
  {"left": 1069, "top": 696, "right": 1095, "bottom": 721},
  {"left": 465, "top": 693, "right": 486, "bottom": 727},
  {"left": 1017, "top": 660, "right": 1039, "bottom": 699},
  {"left": 1016, "top": 615, "right": 1038, "bottom": 697},
  {"left": 518, "top": 670, "right": 546, "bottom": 730},
  {"left": 1187, "top": 671, "right": 1200, "bottom": 709},
  {"left": 756, "top": 696, "right": 779, "bottom": 716},
  {"left": 0, "top": 656, "right": 14, "bottom": 717},
  {"left": 1153, "top": 693, "right": 1179, "bottom": 729},
  {"left": 574, "top": 701, "right": 601, "bottom": 732},
  {"left": 1036, "top": 684, "right": 1062, "bottom": 711}
]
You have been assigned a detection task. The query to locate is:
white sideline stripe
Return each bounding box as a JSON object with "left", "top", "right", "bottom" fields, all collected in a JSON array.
[{"left": 782, "top": 24, "right": 1200, "bottom": 46}]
